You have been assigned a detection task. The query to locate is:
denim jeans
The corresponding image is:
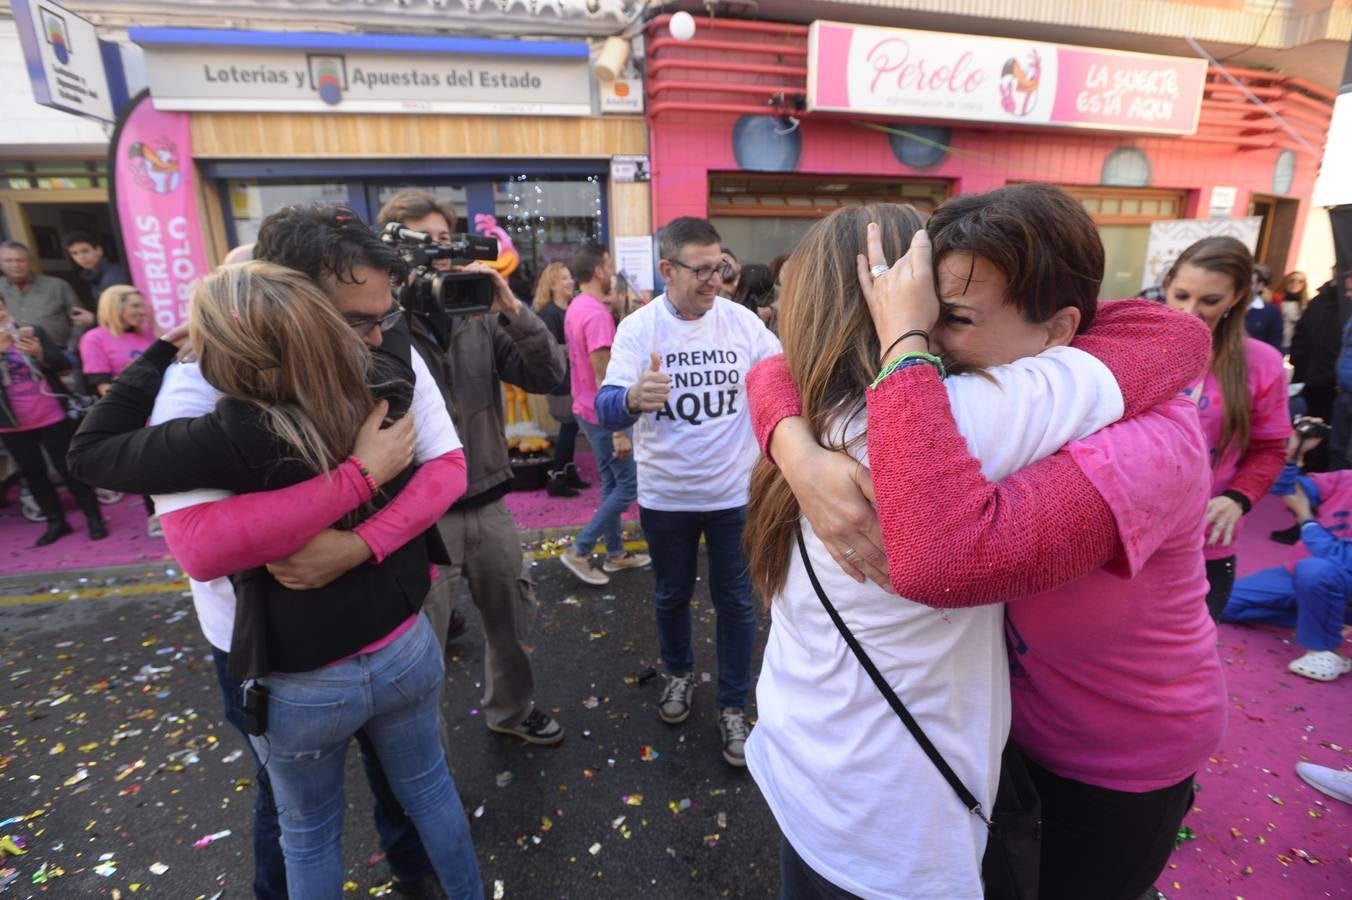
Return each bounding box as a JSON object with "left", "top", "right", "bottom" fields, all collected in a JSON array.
[
  {"left": 575, "top": 417, "right": 636, "bottom": 557},
  {"left": 551, "top": 419, "right": 579, "bottom": 471},
  {"left": 638, "top": 505, "right": 756, "bottom": 709},
  {"left": 249, "top": 617, "right": 482, "bottom": 899},
  {"left": 213, "top": 643, "right": 438, "bottom": 899},
  {"left": 1223, "top": 559, "right": 1352, "bottom": 651},
  {"left": 779, "top": 838, "right": 862, "bottom": 899}
]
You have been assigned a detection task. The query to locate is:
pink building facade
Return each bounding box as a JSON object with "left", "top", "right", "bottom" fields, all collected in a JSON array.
[{"left": 644, "top": 16, "right": 1334, "bottom": 298}]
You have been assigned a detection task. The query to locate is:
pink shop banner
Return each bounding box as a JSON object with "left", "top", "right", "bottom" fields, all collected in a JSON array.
[
  {"left": 108, "top": 90, "right": 209, "bottom": 331},
  {"left": 808, "top": 21, "right": 1207, "bottom": 136}
]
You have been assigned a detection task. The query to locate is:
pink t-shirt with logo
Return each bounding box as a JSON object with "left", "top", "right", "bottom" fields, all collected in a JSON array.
[
  {"left": 79, "top": 327, "right": 155, "bottom": 381},
  {"left": 1008, "top": 398, "right": 1227, "bottom": 792},
  {"left": 1, "top": 347, "right": 64, "bottom": 433},
  {"left": 564, "top": 293, "right": 615, "bottom": 426},
  {"left": 1185, "top": 337, "right": 1290, "bottom": 559}
]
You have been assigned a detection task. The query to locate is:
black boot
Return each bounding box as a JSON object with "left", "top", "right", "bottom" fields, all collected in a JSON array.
[
  {"left": 75, "top": 494, "right": 109, "bottom": 540},
  {"left": 563, "top": 462, "right": 591, "bottom": 490},
  {"left": 546, "top": 471, "right": 580, "bottom": 497},
  {"left": 1270, "top": 523, "right": 1302, "bottom": 545},
  {"left": 36, "top": 519, "right": 73, "bottom": 547}
]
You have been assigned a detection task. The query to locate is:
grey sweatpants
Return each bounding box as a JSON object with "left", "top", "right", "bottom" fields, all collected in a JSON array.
[{"left": 422, "top": 498, "right": 539, "bottom": 729}]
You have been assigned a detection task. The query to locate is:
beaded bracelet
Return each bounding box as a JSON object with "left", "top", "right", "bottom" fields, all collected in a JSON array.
[
  {"left": 348, "top": 455, "right": 380, "bottom": 497},
  {"left": 869, "top": 351, "right": 946, "bottom": 390}
]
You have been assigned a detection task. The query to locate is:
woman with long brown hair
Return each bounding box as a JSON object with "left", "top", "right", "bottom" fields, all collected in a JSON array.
[
  {"left": 744, "top": 185, "right": 1223, "bottom": 900},
  {"left": 69, "top": 262, "right": 481, "bottom": 898},
  {"left": 533, "top": 260, "right": 588, "bottom": 496},
  {"left": 1163, "top": 237, "right": 1290, "bottom": 619}
]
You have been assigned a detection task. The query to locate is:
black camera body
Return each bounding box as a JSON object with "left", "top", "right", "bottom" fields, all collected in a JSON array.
[
  {"left": 1295, "top": 417, "right": 1332, "bottom": 440},
  {"left": 381, "top": 223, "right": 500, "bottom": 349}
]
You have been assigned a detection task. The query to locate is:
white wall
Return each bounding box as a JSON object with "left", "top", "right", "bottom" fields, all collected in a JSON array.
[{"left": 0, "top": 19, "right": 111, "bottom": 156}]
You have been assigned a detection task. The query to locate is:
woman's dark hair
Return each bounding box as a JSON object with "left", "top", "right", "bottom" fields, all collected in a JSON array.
[
  {"left": 253, "top": 204, "right": 405, "bottom": 286},
  {"left": 63, "top": 230, "right": 99, "bottom": 249},
  {"left": 733, "top": 263, "right": 774, "bottom": 311},
  {"left": 1165, "top": 235, "right": 1255, "bottom": 459},
  {"left": 928, "top": 183, "right": 1103, "bottom": 332}
]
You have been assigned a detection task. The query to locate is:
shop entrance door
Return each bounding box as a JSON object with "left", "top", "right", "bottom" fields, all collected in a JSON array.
[
  {"left": 1059, "top": 186, "right": 1186, "bottom": 298},
  {"left": 1250, "top": 193, "right": 1300, "bottom": 277}
]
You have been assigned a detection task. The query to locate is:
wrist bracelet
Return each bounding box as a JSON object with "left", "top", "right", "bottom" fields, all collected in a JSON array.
[
  {"left": 870, "top": 351, "right": 945, "bottom": 390},
  {"left": 348, "top": 455, "right": 380, "bottom": 497},
  {"left": 880, "top": 329, "right": 931, "bottom": 362}
]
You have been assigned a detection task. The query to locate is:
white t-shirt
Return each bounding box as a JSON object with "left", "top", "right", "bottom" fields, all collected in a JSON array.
[
  {"left": 150, "top": 349, "right": 460, "bottom": 652},
  {"left": 601, "top": 296, "right": 781, "bottom": 511},
  {"left": 745, "top": 346, "right": 1124, "bottom": 900}
]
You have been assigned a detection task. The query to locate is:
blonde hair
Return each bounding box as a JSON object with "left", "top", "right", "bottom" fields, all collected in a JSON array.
[
  {"left": 533, "top": 261, "right": 572, "bottom": 311},
  {"left": 97, "top": 285, "right": 146, "bottom": 335},
  {"left": 190, "top": 261, "right": 375, "bottom": 475}
]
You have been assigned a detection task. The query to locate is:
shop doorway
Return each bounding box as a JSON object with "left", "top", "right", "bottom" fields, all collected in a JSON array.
[
  {"left": 1059, "top": 186, "right": 1187, "bottom": 299},
  {"left": 17, "top": 201, "right": 120, "bottom": 307},
  {"left": 1250, "top": 193, "right": 1300, "bottom": 278},
  {"left": 708, "top": 174, "right": 951, "bottom": 267}
]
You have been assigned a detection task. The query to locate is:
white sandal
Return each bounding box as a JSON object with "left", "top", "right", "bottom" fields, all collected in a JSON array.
[{"left": 1288, "top": 650, "right": 1352, "bottom": 682}]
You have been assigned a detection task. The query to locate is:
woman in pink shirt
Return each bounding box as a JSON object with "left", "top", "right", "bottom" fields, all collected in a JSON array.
[
  {"left": 78, "top": 285, "right": 155, "bottom": 396},
  {"left": 1162, "top": 237, "right": 1291, "bottom": 620},
  {"left": 0, "top": 295, "right": 107, "bottom": 545},
  {"left": 750, "top": 185, "right": 1225, "bottom": 899}
]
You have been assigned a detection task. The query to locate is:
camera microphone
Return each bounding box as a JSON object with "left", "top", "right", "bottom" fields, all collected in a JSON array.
[{"left": 381, "top": 222, "right": 431, "bottom": 244}]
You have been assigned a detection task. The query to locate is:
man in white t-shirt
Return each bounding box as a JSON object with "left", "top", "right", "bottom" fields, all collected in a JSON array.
[
  {"left": 147, "top": 208, "right": 459, "bottom": 900},
  {"left": 593, "top": 217, "right": 781, "bottom": 767}
]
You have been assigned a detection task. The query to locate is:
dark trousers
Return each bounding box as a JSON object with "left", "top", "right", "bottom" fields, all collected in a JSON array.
[
  {"left": 211, "top": 647, "right": 434, "bottom": 899},
  {"left": 1026, "top": 756, "right": 1195, "bottom": 900},
  {"left": 1302, "top": 386, "right": 1335, "bottom": 472},
  {"left": 0, "top": 419, "right": 100, "bottom": 524},
  {"left": 779, "top": 838, "right": 862, "bottom": 900},
  {"left": 639, "top": 505, "right": 757, "bottom": 710},
  {"left": 551, "top": 419, "right": 578, "bottom": 471},
  {"left": 1204, "top": 556, "right": 1237, "bottom": 622}
]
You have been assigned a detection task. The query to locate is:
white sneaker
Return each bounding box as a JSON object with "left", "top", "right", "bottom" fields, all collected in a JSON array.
[
  {"left": 560, "top": 550, "right": 609, "bottom": 586},
  {"left": 146, "top": 514, "right": 164, "bottom": 538},
  {"left": 1296, "top": 761, "right": 1352, "bottom": 805},
  {"left": 603, "top": 551, "right": 651, "bottom": 573},
  {"left": 1288, "top": 650, "right": 1352, "bottom": 682},
  {"left": 718, "top": 707, "right": 750, "bottom": 767},
  {"left": 658, "top": 671, "right": 695, "bottom": 724}
]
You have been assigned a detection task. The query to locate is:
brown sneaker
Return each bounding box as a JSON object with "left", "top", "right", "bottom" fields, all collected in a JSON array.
[{"left": 603, "top": 551, "right": 651, "bottom": 573}]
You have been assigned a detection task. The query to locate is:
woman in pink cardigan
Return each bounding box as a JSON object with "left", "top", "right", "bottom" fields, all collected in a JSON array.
[{"left": 748, "top": 185, "right": 1225, "bottom": 900}]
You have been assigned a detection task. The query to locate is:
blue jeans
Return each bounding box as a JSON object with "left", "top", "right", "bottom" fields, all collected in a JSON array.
[
  {"left": 779, "top": 838, "right": 862, "bottom": 899},
  {"left": 575, "top": 417, "right": 636, "bottom": 557},
  {"left": 638, "top": 505, "right": 756, "bottom": 709},
  {"left": 250, "top": 617, "right": 482, "bottom": 899},
  {"left": 1222, "top": 559, "right": 1352, "bottom": 651},
  {"left": 212, "top": 645, "right": 437, "bottom": 899}
]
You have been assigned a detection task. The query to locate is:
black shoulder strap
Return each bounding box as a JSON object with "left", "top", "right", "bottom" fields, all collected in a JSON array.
[{"left": 795, "top": 530, "right": 990, "bottom": 826}]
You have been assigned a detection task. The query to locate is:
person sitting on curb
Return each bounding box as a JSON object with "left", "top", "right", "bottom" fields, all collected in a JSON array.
[{"left": 1221, "top": 419, "right": 1352, "bottom": 681}]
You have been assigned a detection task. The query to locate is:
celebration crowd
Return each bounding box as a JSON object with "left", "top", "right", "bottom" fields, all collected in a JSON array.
[{"left": 0, "top": 181, "right": 1347, "bottom": 899}]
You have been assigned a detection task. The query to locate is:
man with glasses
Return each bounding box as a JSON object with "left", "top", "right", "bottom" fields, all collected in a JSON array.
[
  {"left": 376, "top": 190, "right": 568, "bottom": 747},
  {"left": 88, "top": 205, "right": 461, "bottom": 900},
  {"left": 591, "top": 217, "right": 782, "bottom": 767}
]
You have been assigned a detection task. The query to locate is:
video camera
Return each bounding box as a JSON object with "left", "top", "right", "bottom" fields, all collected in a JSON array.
[
  {"left": 1294, "top": 417, "right": 1332, "bottom": 440},
  {"left": 380, "top": 222, "right": 499, "bottom": 349}
]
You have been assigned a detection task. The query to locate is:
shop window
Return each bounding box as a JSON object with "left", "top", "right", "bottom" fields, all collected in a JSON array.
[
  {"left": 709, "top": 173, "right": 950, "bottom": 265},
  {"left": 1057, "top": 185, "right": 1186, "bottom": 300},
  {"left": 1101, "top": 147, "right": 1150, "bottom": 188},
  {"left": 0, "top": 160, "right": 105, "bottom": 190},
  {"left": 494, "top": 175, "right": 604, "bottom": 296},
  {"left": 372, "top": 184, "right": 469, "bottom": 231},
  {"left": 1272, "top": 149, "right": 1295, "bottom": 195},
  {"left": 227, "top": 180, "right": 350, "bottom": 245}
]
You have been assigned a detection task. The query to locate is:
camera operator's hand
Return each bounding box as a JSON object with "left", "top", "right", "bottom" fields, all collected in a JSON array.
[
  {"left": 626, "top": 353, "right": 671, "bottom": 413},
  {"left": 267, "top": 529, "right": 371, "bottom": 591},
  {"left": 1282, "top": 481, "right": 1315, "bottom": 524},
  {"left": 459, "top": 263, "right": 523, "bottom": 319},
  {"left": 353, "top": 400, "right": 416, "bottom": 485},
  {"left": 1289, "top": 416, "right": 1327, "bottom": 462}
]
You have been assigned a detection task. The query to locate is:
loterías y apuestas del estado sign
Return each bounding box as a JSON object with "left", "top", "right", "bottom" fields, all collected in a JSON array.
[{"left": 131, "top": 28, "right": 592, "bottom": 117}]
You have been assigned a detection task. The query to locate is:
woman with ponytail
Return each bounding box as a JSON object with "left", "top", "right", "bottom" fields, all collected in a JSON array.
[{"left": 1163, "top": 237, "right": 1291, "bottom": 620}]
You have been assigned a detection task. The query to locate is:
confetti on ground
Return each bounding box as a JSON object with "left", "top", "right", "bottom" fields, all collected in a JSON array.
[
  {"left": 496, "top": 771, "right": 514, "bottom": 788},
  {"left": 640, "top": 745, "right": 659, "bottom": 762},
  {"left": 149, "top": 861, "right": 168, "bottom": 875},
  {"left": 588, "top": 842, "right": 601, "bottom": 856},
  {"left": 192, "top": 829, "right": 231, "bottom": 849}
]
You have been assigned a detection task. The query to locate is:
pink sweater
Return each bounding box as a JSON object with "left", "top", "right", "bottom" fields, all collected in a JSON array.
[{"left": 748, "top": 301, "right": 1227, "bottom": 789}]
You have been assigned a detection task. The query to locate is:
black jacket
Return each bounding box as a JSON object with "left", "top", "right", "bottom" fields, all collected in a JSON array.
[
  {"left": 68, "top": 340, "right": 430, "bottom": 677},
  {"left": 1290, "top": 283, "right": 1348, "bottom": 390}
]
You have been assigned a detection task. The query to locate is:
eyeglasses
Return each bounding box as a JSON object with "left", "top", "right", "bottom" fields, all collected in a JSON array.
[
  {"left": 667, "top": 258, "right": 736, "bottom": 283},
  {"left": 346, "top": 304, "right": 403, "bottom": 337}
]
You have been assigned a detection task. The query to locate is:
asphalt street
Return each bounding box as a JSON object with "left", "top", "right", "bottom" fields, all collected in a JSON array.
[{"left": 0, "top": 551, "right": 783, "bottom": 899}]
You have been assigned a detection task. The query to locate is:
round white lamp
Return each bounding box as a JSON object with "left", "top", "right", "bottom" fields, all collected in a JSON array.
[{"left": 669, "top": 11, "right": 696, "bottom": 41}]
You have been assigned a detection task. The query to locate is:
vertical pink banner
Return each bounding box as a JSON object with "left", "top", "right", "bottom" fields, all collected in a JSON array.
[{"left": 110, "top": 91, "right": 208, "bottom": 331}]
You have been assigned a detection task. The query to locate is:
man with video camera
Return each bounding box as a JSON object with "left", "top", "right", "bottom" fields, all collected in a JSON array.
[{"left": 377, "top": 190, "right": 567, "bottom": 746}]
